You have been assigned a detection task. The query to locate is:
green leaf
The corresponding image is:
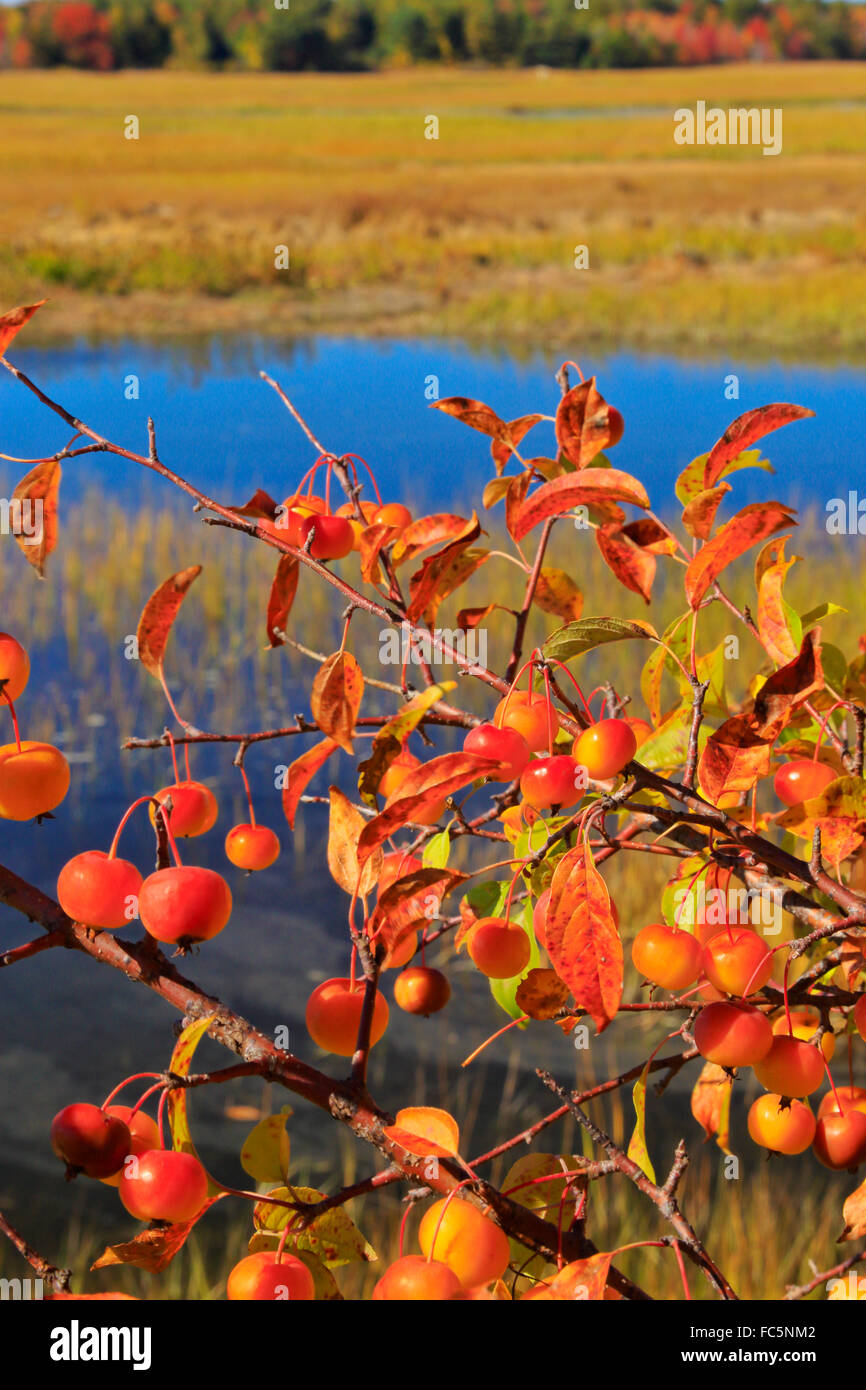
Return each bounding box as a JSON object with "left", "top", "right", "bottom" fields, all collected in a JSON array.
[
  {"left": 543, "top": 616, "right": 657, "bottom": 662},
  {"left": 240, "top": 1108, "right": 292, "bottom": 1185},
  {"left": 800, "top": 601, "right": 846, "bottom": 632},
  {"left": 422, "top": 828, "right": 451, "bottom": 870},
  {"left": 165, "top": 1015, "right": 223, "bottom": 1197},
  {"left": 627, "top": 1064, "right": 657, "bottom": 1182},
  {"left": 634, "top": 706, "right": 708, "bottom": 774},
  {"left": 253, "top": 1186, "right": 376, "bottom": 1268}
]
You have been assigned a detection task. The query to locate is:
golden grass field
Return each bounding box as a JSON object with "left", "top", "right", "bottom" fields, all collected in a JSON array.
[{"left": 2, "top": 63, "right": 866, "bottom": 353}]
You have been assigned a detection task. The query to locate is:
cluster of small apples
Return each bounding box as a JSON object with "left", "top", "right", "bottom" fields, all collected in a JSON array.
[
  {"left": 458, "top": 692, "right": 639, "bottom": 982},
  {"left": 0, "top": 632, "right": 71, "bottom": 820},
  {"left": 304, "top": 852, "right": 452, "bottom": 1056},
  {"left": 372, "top": 1196, "right": 510, "bottom": 1300},
  {"left": 262, "top": 491, "right": 413, "bottom": 562},
  {"left": 49, "top": 1101, "right": 208, "bottom": 1224},
  {"left": 55, "top": 763, "right": 285, "bottom": 948},
  {"left": 631, "top": 916, "right": 866, "bottom": 1169}
]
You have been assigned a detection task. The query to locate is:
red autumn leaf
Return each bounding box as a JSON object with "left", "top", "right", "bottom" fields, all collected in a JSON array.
[
  {"left": 383, "top": 1107, "right": 460, "bottom": 1157},
  {"left": 620, "top": 518, "right": 678, "bottom": 554},
  {"left": 357, "top": 752, "right": 501, "bottom": 862},
  {"left": 504, "top": 471, "right": 531, "bottom": 541},
  {"left": 431, "top": 396, "right": 507, "bottom": 438},
  {"left": 698, "top": 713, "right": 771, "bottom": 805},
  {"left": 406, "top": 514, "right": 486, "bottom": 625},
  {"left": 546, "top": 844, "right": 623, "bottom": 1033},
  {"left": 232, "top": 488, "right": 279, "bottom": 520},
  {"left": 266, "top": 554, "right": 299, "bottom": 647},
  {"left": 595, "top": 525, "right": 656, "bottom": 604},
  {"left": 555, "top": 377, "right": 619, "bottom": 469},
  {"left": 681, "top": 483, "right": 731, "bottom": 541},
  {"left": 310, "top": 651, "right": 364, "bottom": 753},
  {"left": 491, "top": 413, "right": 544, "bottom": 475},
  {"left": 455, "top": 603, "right": 499, "bottom": 630},
  {"left": 136, "top": 565, "right": 202, "bottom": 678},
  {"left": 368, "top": 866, "right": 467, "bottom": 960},
  {"left": 511, "top": 468, "right": 649, "bottom": 542},
  {"left": 684, "top": 501, "right": 797, "bottom": 609},
  {"left": 282, "top": 738, "right": 339, "bottom": 829},
  {"left": 753, "top": 629, "right": 824, "bottom": 736},
  {"left": 0, "top": 299, "right": 46, "bottom": 356},
  {"left": 11, "top": 457, "right": 62, "bottom": 577},
  {"left": 703, "top": 402, "right": 814, "bottom": 490}
]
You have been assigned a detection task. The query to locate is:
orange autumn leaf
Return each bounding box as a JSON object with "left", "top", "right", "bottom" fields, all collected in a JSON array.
[
  {"left": 840, "top": 1178, "right": 866, "bottom": 1243},
  {"left": 511, "top": 467, "right": 649, "bottom": 542},
  {"left": 698, "top": 714, "right": 772, "bottom": 807},
  {"left": 555, "top": 377, "right": 619, "bottom": 469},
  {"left": 515, "top": 968, "right": 571, "bottom": 1020},
  {"left": 682, "top": 483, "right": 731, "bottom": 541},
  {"left": 281, "top": 738, "right": 339, "bottom": 829},
  {"left": 490, "top": 412, "right": 543, "bottom": 476},
  {"left": 548, "top": 1250, "right": 614, "bottom": 1301},
  {"left": 755, "top": 535, "right": 800, "bottom": 666},
  {"left": 310, "top": 651, "right": 363, "bottom": 753},
  {"left": 684, "top": 501, "right": 797, "bottom": 609},
  {"left": 690, "top": 1062, "right": 733, "bottom": 1154},
  {"left": 11, "top": 457, "right": 61, "bottom": 578},
  {"left": 703, "top": 402, "right": 814, "bottom": 491},
  {"left": 430, "top": 396, "right": 507, "bottom": 438},
  {"left": 136, "top": 565, "right": 202, "bottom": 677},
  {"left": 266, "top": 553, "right": 299, "bottom": 647},
  {"left": 596, "top": 524, "right": 656, "bottom": 604},
  {"left": 0, "top": 299, "right": 46, "bottom": 356},
  {"left": 393, "top": 513, "right": 475, "bottom": 566},
  {"left": 383, "top": 1107, "right": 460, "bottom": 1157},
  {"left": 546, "top": 844, "right": 622, "bottom": 1033},
  {"left": 327, "top": 785, "right": 382, "bottom": 899}
]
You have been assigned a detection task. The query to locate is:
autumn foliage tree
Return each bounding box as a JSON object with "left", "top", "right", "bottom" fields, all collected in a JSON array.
[{"left": 1, "top": 299, "right": 865, "bottom": 1302}]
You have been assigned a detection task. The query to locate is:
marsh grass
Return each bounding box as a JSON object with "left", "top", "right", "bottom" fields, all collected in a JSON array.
[{"left": 3, "top": 65, "right": 866, "bottom": 353}]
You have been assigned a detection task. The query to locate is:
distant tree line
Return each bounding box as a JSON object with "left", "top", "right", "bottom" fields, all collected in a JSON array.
[{"left": 1, "top": 0, "right": 865, "bottom": 72}]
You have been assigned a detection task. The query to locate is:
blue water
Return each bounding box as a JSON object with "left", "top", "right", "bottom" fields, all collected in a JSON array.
[
  {"left": 2, "top": 336, "right": 864, "bottom": 516},
  {"left": 1, "top": 334, "right": 864, "bottom": 1252}
]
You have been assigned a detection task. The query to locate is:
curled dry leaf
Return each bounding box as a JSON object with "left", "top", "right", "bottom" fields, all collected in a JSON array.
[
  {"left": 11, "top": 457, "right": 61, "bottom": 577},
  {"left": 282, "top": 737, "right": 339, "bottom": 829},
  {"left": 327, "top": 785, "right": 382, "bottom": 898},
  {"left": 92, "top": 1200, "right": 219, "bottom": 1273},
  {"left": 136, "top": 565, "right": 202, "bottom": 678},
  {"left": 515, "top": 968, "right": 571, "bottom": 1020},
  {"left": 311, "top": 651, "right": 364, "bottom": 753}
]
